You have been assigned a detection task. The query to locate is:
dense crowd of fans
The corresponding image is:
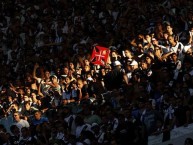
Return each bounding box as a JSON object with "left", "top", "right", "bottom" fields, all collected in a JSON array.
[{"left": 0, "top": 0, "right": 193, "bottom": 145}]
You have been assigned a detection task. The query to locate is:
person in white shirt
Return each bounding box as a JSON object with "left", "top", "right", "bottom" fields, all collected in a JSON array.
[
  {"left": 156, "top": 35, "right": 185, "bottom": 61},
  {"left": 12, "top": 111, "right": 30, "bottom": 131}
]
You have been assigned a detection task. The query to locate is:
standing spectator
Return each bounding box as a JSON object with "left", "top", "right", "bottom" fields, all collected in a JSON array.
[
  {"left": 19, "top": 127, "right": 37, "bottom": 145},
  {"left": 32, "top": 63, "right": 51, "bottom": 96},
  {"left": 104, "top": 60, "right": 127, "bottom": 90},
  {"left": 30, "top": 111, "right": 48, "bottom": 126},
  {"left": 21, "top": 101, "right": 38, "bottom": 123},
  {"left": 8, "top": 125, "right": 20, "bottom": 145},
  {"left": 77, "top": 78, "right": 89, "bottom": 104},
  {"left": 11, "top": 111, "right": 30, "bottom": 131},
  {"left": 173, "top": 98, "right": 191, "bottom": 127},
  {"left": 0, "top": 124, "right": 9, "bottom": 145}
]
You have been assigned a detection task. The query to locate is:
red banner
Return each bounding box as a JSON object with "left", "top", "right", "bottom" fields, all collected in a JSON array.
[{"left": 90, "top": 45, "right": 110, "bottom": 65}]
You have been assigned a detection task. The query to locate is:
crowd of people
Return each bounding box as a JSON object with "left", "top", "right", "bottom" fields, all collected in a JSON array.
[{"left": 0, "top": 0, "right": 193, "bottom": 145}]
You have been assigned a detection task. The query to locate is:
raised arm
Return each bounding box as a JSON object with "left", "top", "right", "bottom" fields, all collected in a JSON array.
[{"left": 33, "top": 63, "right": 40, "bottom": 81}]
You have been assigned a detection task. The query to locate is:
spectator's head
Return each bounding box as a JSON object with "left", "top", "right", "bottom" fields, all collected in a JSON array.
[
  {"left": 31, "top": 92, "right": 37, "bottom": 102},
  {"left": 69, "top": 61, "right": 75, "bottom": 71},
  {"left": 21, "top": 127, "right": 30, "bottom": 138},
  {"left": 138, "top": 97, "right": 146, "bottom": 109},
  {"left": 184, "top": 56, "right": 193, "bottom": 69},
  {"left": 23, "top": 95, "right": 30, "bottom": 102},
  {"left": 130, "top": 60, "right": 138, "bottom": 70},
  {"left": 34, "top": 111, "right": 42, "bottom": 120},
  {"left": 25, "top": 87, "right": 31, "bottom": 96},
  {"left": 13, "top": 111, "right": 21, "bottom": 122},
  {"left": 71, "top": 80, "right": 77, "bottom": 88},
  {"left": 154, "top": 46, "right": 163, "bottom": 54},
  {"left": 75, "top": 115, "right": 84, "bottom": 126},
  {"left": 10, "top": 125, "right": 20, "bottom": 136},
  {"left": 77, "top": 78, "right": 84, "bottom": 89},
  {"left": 170, "top": 52, "right": 178, "bottom": 62},
  {"left": 54, "top": 67, "right": 61, "bottom": 77},
  {"left": 44, "top": 69, "right": 51, "bottom": 80},
  {"left": 145, "top": 54, "right": 154, "bottom": 65},
  {"left": 62, "top": 66, "right": 69, "bottom": 75},
  {"left": 83, "top": 65, "right": 91, "bottom": 73},
  {"left": 184, "top": 138, "right": 193, "bottom": 145},
  {"left": 113, "top": 60, "right": 122, "bottom": 69},
  {"left": 84, "top": 59, "right": 90, "bottom": 66},
  {"left": 11, "top": 102, "right": 19, "bottom": 113},
  {"left": 165, "top": 24, "right": 173, "bottom": 34},
  {"left": 111, "top": 50, "right": 119, "bottom": 62},
  {"left": 141, "top": 59, "right": 148, "bottom": 70},
  {"left": 18, "top": 88, "right": 25, "bottom": 96},
  {"left": 50, "top": 75, "right": 58, "bottom": 83},
  {"left": 125, "top": 61, "right": 132, "bottom": 72},
  {"left": 7, "top": 95, "right": 13, "bottom": 103},
  {"left": 145, "top": 34, "right": 152, "bottom": 43},
  {"left": 24, "top": 101, "right": 31, "bottom": 111},
  {"left": 64, "top": 76, "right": 71, "bottom": 85},
  {"left": 168, "top": 35, "right": 176, "bottom": 44},
  {"left": 163, "top": 31, "right": 169, "bottom": 40},
  {"left": 124, "top": 48, "right": 133, "bottom": 59},
  {"left": 0, "top": 124, "right": 6, "bottom": 133}
]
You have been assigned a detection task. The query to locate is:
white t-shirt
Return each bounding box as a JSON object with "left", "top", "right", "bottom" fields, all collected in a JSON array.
[{"left": 13, "top": 119, "right": 30, "bottom": 130}]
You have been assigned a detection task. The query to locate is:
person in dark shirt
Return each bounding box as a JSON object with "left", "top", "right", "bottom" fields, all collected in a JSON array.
[
  {"left": 21, "top": 101, "right": 38, "bottom": 122},
  {"left": 104, "top": 61, "right": 126, "bottom": 90},
  {"left": 174, "top": 98, "right": 191, "bottom": 127},
  {"left": 77, "top": 78, "right": 90, "bottom": 104},
  {"left": 8, "top": 125, "right": 20, "bottom": 145}
]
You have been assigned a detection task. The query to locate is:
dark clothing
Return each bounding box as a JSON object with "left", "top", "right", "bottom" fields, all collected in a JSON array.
[
  {"left": 174, "top": 105, "right": 190, "bottom": 127},
  {"left": 115, "top": 120, "right": 136, "bottom": 145},
  {"left": 8, "top": 135, "right": 20, "bottom": 145},
  {"left": 104, "top": 67, "right": 124, "bottom": 90}
]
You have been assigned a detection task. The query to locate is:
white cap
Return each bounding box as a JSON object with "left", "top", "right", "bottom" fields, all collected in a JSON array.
[
  {"left": 130, "top": 60, "right": 138, "bottom": 65},
  {"left": 152, "top": 38, "right": 156, "bottom": 41},
  {"left": 87, "top": 77, "right": 93, "bottom": 81},
  {"left": 51, "top": 75, "right": 57, "bottom": 79},
  {"left": 114, "top": 60, "right": 122, "bottom": 66},
  {"left": 61, "top": 75, "right": 67, "bottom": 78}
]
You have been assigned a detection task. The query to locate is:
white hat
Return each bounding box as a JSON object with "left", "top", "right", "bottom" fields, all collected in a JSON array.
[
  {"left": 61, "top": 75, "right": 67, "bottom": 78},
  {"left": 152, "top": 38, "right": 156, "bottom": 41},
  {"left": 51, "top": 75, "right": 57, "bottom": 79},
  {"left": 130, "top": 60, "right": 138, "bottom": 65},
  {"left": 114, "top": 60, "right": 122, "bottom": 66},
  {"left": 87, "top": 77, "right": 93, "bottom": 81}
]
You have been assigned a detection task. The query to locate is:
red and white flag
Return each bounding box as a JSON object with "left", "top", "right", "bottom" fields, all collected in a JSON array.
[{"left": 90, "top": 45, "right": 110, "bottom": 65}]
